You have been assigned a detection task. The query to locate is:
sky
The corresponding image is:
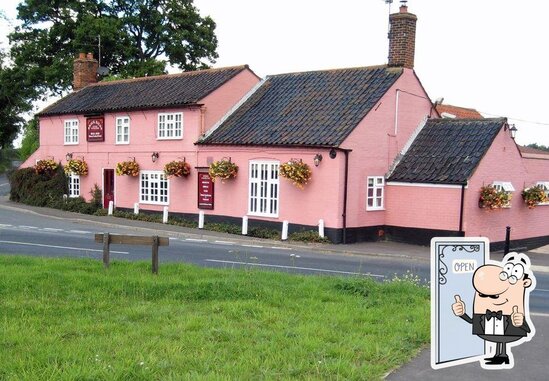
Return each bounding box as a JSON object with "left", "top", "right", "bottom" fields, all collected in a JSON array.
[{"left": 1, "top": 0, "right": 549, "bottom": 147}]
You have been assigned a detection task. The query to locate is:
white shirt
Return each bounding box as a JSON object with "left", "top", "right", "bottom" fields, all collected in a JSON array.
[{"left": 485, "top": 315, "right": 505, "bottom": 335}]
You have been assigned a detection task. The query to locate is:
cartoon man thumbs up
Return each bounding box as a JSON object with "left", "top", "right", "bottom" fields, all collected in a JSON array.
[
  {"left": 452, "top": 295, "right": 465, "bottom": 317},
  {"left": 511, "top": 305, "right": 524, "bottom": 327},
  {"left": 451, "top": 252, "right": 535, "bottom": 368}
]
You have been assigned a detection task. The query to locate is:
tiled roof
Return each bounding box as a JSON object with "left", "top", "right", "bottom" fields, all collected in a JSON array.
[
  {"left": 436, "top": 104, "right": 483, "bottom": 119},
  {"left": 39, "top": 66, "right": 250, "bottom": 116},
  {"left": 199, "top": 66, "right": 403, "bottom": 147},
  {"left": 388, "top": 118, "right": 506, "bottom": 185}
]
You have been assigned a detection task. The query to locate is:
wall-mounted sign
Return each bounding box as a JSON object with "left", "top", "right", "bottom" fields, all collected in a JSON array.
[
  {"left": 87, "top": 117, "right": 105, "bottom": 142},
  {"left": 198, "top": 172, "right": 214, "bottom": 209}
]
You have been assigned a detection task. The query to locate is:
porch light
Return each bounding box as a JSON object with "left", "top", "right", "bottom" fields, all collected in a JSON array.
[
  {"left": 509, "top": 124, "right": 517, "bottom": 139},
  {"left": 66, "top": 152, "right": 73, "bottom": 161},
  {"left": 151, "top": 152, "right": 159, "bottom": 162},
  {"left": 314, "top": 153, "right": 323, "bottom": 167}
]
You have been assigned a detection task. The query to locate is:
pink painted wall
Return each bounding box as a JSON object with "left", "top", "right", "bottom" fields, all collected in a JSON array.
[
  {"left": 200, "top": 68, "right": 260, "bottom": 133},
  {"left": 464, "top": 131, "right": 549, "bottom": 243},
  {"left": 340, "top": 68, "right": 435, "bottom": 229},
  {"left": 385, "top": 185, "right": 462, "bottom": 231},
  {"left": 195, "top": 146, "right": 345, "bottom": 228}
]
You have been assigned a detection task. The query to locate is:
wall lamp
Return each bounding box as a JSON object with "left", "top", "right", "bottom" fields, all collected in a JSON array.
[
  {"left": 509, "top": 124, "right": 517, "bottom": 139},
  {"left": 65, "top": 152, "right": 73, "bottom": 161},
  {"left": 151, "top": 152, "right": 159, "bottom": 163},
  {"left": 314, "top": 153, "right": 323, "bottom": 167}
]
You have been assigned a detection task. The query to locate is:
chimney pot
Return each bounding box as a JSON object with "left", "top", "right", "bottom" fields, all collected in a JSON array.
[
  {"left": 388, "top": 6, "right": 417, "bottom": 69},
  {"left": 73, "top": 53, "right": 99, "bottom": 91}
]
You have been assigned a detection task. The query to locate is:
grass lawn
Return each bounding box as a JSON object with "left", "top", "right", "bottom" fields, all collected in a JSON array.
[{"left": 0, "top": 255, "right": 429, "bottom": 380}]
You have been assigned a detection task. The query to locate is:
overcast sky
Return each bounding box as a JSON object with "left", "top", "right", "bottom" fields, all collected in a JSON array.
[{"left": 2, "top": 0, "right": 549, "bottom": 146}]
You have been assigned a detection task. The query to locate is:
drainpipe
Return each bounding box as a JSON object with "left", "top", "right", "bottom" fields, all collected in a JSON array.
[
  {"left": 342, "top": 149, "right": 350, "bottom": 244},
  {"left": 459, "top": 183, "right": 465, "bottom": 235}
]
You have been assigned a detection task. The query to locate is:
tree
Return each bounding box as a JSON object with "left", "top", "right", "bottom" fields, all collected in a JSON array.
[
  {"left": 526, "top": 143, "right": 549, "bottom": 152},
  {"left": 9, "top": 0, "right": 218, "bottom": 99},
  {"left": 0, "top": 53, "right": 31, "bottom": 149},
  {"left": 19, "top": 117, "right": 39, "bottom": 160}
]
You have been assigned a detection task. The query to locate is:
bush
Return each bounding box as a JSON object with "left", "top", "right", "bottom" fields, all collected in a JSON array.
[
  {"left": 289, "top": 230, "right": 330, "bottom": 243},
  {"left": 8, "top": 166, "right": 68, "bottom": 206}
]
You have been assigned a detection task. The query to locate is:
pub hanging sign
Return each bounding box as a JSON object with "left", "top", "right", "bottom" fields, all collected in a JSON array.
[{"left": 86, "top": 117, "right": 105, "bottom": 142}]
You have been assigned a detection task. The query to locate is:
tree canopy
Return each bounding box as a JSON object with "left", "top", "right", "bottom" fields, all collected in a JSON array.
[{"left": 9, "top": 0, "right": 219, "bottom": 98}]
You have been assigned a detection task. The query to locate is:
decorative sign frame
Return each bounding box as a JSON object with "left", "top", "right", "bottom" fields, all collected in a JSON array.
[{"left": 86, "top": 117, "right": 105, "bottom": 142}]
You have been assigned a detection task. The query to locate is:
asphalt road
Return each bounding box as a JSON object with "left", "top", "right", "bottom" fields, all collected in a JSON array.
[{"left": 0, "top": 206, "right": 428, "bottom": 281}]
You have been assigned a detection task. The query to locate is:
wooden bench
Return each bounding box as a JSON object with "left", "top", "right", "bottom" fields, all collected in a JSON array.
[{"left": 95, "top": 233, "right": 169, "bottom": 274}]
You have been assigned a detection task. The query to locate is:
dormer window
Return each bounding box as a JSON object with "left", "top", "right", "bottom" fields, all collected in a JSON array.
[{"left": 158, "top": 112, "right": 183, "bottom": 139}]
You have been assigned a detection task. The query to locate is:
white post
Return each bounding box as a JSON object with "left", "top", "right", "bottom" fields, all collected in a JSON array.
[
  {"left": 198, "top": 211, "right": 204, "bottom": 229},
  {"left": 242, "top": 216, "right": 248, "bottom": 235},
  {"left": 162, "top": 206, "right": 169, "bottom": 224},
  {"left": 108, "top": 201, "right": 114, "bottom": 215},
  {"left": 319, "top": 219, "right": 325, "bottom": 238},
  {"left": 282, "top": 220, "right": 289, "bottom": 241},
  {"left": 133, "top": 202, "right": 139, "bottom": 215}
]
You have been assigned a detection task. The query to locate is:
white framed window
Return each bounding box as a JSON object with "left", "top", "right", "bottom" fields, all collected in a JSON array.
[
  {"left": 157, "top": 112, "right": 183, "bottom": 139},
  {"left": 140, "top": 171, "right": 169, "bottom": 205},
  {"left": 536, "top": 182, "right": 549, "bottom": 205},
  {"left": 249, "top": 161, "right": 279, "bottom": 217},
  {"left": 68, "top": 174, "right": 80, "bottom": 198},
  {"left": 116, "top": 116, "right": 130, "bottom": 144},
  {"left": 64, "top": 119, "right": 79, "bottom": 145},
  {"left": 493, "top": 181, "right": 514, "bottom": 207},
  {"left": 367, "top": 176, "right": 385, "bottom": 210}
]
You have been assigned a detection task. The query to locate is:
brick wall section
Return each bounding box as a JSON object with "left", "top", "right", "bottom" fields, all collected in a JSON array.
[
  {"left": 388, "top": 6, "right": 417, "bottom": 69},
  {"left": 73, "top": 53, "right": 98, "bottom": 91}
]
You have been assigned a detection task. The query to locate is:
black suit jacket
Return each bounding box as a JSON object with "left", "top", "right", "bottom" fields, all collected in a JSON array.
[{"left": 460, "top": 313, "right": 530, "bottom": 337}]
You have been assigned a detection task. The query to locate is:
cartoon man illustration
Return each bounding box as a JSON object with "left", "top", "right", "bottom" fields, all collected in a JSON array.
[{"left": 451, "top": 252, "right": 535, "bottom": 368}]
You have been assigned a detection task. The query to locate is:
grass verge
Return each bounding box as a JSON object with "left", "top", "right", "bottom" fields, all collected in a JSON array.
[{"left": 0, "top": 256, "right": 429, "bottom": 380}]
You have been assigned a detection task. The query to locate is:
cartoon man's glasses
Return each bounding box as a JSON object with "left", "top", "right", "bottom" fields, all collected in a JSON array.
[{"left": 499, "top": 262, "right": 525, "bottom": 285}]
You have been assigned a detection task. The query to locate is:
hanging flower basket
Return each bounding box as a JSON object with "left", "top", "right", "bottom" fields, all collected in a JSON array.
[
  {"left": 164, "top": 160, "right": 191, "bottom": 178},
  {"left": 116, "top": 159, "right": 140, "bottom": 176},
  {"left": 209, "top": 159, "right": 238, "bottom": 182},
  {"left": 279, "top": 159, "right": 312, "bottom": 189},
  {"left": 479, "top": 185, "right": 511, "bottom": 209},
  {"left": 64, "top": 158, "right": 88, "bottom": 176},
  {"left": 521, "top": 185, "right": 548, "bottom": 209},
  {"left": 34, "top": 159, "right": 59, "bottom": 175}
]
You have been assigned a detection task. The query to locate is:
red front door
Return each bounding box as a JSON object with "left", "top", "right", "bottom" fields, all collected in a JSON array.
[{"left": 103, "top": 169, "right": 115, "bottom": 208}]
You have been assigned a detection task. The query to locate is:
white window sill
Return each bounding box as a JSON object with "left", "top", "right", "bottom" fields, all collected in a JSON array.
[
  {"left": 367, "top": 208, "right": 385, "bottom": 212},
  {"left": 139, "top": 201, "right": 169, "bottom": 206},
  {"left": 157, "top": 137, "right": 183, "bottom": 141},
  {"left": 69, "top": 195, "right": 80, "bottom": 198},
  {"left": 247, "top": 212, "right": 279, "bottom": 219},
  {"left": 64, "top": 142, "right": 79, "bottom": 145},
  {"left": 115, "top": 141, "right": 130, "bottom": 145},
  {"left": 536, "top": 202, "right": 549, "bottom": 206}
]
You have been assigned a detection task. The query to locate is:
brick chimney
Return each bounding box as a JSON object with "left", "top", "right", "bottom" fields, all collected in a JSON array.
[
  {"left": 388, "top": 3, "right": 417, "bottom": 69},
  {"left": 73, "top": 52, "right": 98, "bottom": 91}
]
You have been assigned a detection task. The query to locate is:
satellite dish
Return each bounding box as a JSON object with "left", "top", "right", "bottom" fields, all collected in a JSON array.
[{"left": 97, "top": 66, "right": 110, "bottom": 76}]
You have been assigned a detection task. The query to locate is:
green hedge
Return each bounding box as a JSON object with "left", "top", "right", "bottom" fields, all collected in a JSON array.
[{"left": 8, "top": 166, "right": 68, "bottom": 206}]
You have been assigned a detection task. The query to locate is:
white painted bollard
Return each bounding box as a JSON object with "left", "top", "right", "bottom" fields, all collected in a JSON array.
[
  {"left": 319, "top": 219, "right": 325, "bottom": 238},
  {"left": 162, "top": 206, "right": 169, "bottom": 224},
  {"left": 134, "top": 203, "right": 139, "bottom": 215},
  {"left": 242, "top": 216, "right": 248, "bottom": 235},
  {"left": 282, "top": 220, "right": 289, "bottom": 241},
  {"left": 198, "top": 211, "right": 204, "bottom": 229},
  {"left": 108, "top": 201, "right": 114, "bottom": 215}
]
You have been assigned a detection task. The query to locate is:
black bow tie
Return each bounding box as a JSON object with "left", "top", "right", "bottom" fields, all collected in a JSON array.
[{"left": 486, "top": 309, "right": 503, "bottom": 321}]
